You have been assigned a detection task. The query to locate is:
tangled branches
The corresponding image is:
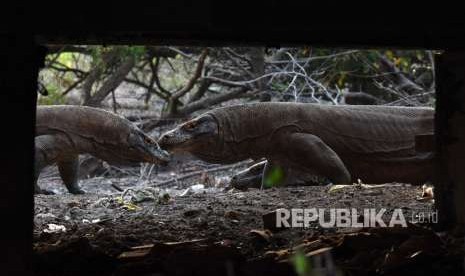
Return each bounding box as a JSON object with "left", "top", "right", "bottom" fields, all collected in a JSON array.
[{"left": 39, "top": 45, "right": 435, "bottom": 126}]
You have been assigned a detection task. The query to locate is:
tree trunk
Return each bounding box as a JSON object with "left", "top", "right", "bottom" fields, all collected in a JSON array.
[
  {"left": 84, "top": 56, "right": 135, "bottom": 107},
  {"left": 81, "top": 50, "right": 119, "bottom": 104},
  {"left": 434, "top": 51, "right": 465, "bottom": 232},
  {"left": 249, "top": 47, "right": 270, "bottom": 101}
]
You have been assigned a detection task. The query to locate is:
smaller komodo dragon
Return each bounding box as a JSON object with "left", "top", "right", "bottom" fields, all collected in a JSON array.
[
  {"left": 35, "top": 105, "right": 170, "bottom": 194},
  {"left": 158, "top": 102, "right": 434, "bottom": 188}
]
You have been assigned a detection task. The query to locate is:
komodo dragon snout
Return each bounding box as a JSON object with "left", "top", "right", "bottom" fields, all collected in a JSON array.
[
  {"left": 126, "top": 129, "right": 171, "bottom": 164},
  {"left": 158, "top": 114, "right": 218, "bottom": 153}
]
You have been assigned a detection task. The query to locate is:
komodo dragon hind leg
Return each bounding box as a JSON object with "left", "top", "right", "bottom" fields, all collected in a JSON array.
[
  {"left": 34, "top": 135, "right": 58, "bottom": 195},
  {"left": 35, "top": 134, "right": 82, "bottom": 195},
  {"left": 58, "top": 155, "right": 85, "bottom": 194},
  {"left": 34, "top": 150, "right": 55, "bottom": 195},
  {"left": 276, "top": 133, "right": 351, "bottom": 185}
]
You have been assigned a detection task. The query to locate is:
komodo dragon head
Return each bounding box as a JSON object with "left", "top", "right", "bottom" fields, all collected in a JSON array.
[
  {"left": 229, "top": 160, "right": 266, "bottom": 190},
  {"left": 124, "top": 128, "right": 171, "bottom": 165},
  {"left": 36, "top": 105, "right": 171, "bottom": 166},
  {"left": 88, "top": 125, "right": 172, "bottom": 166},
  {"left": 157, "top": 114, "right": 218, "bottom": 155}
]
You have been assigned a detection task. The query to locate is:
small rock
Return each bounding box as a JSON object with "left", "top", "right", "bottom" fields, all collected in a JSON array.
[
  {"left": 183, "top": 209, "right": 202, "bottom": 218},
  {"left": 67, "top": 200, "right": 80, "bottom": 208},
  {"left": 262, "top": 208, "right": 290, "bottom": 232},
  {"left": 249, "top": 229, "right": 273, "bottom": 242}
]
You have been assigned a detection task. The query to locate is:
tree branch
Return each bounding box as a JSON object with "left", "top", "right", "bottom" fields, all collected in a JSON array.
[
  {"left": 376, "top": 52, "right": 424, "bottom": 93},
  {"left": 177, "top": 87, "right": 251, "bottom": 116},
  {"left": 152, "top": 57, "right": 171, "bottom": 95},
  {"left": 61, "top": 77, "right": 86, "bottom": 96},
  {"left": 124, "top": 77, "right": 169, "bottom": 100},
  {"left": 171, "top": 48, "right": 208, "bottom": 100}
]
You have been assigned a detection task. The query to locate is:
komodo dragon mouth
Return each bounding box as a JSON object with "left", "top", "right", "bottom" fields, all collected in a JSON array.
[{"left": 127, "top": 130, "right": 171, "bottom": 164}]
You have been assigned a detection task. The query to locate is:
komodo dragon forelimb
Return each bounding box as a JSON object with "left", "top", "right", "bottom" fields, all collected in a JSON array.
[
  {"left": 271, "top": 133, "right": 351, "bottom": 185},
  {"left": 259, "top": 133, "right": 349, "bottom": 189},
  {"left": 35, "top": 105, "right": 171, "bottom": 194},
  {"left": 57, "top": 155, "right": 81, "bottom": 194}
]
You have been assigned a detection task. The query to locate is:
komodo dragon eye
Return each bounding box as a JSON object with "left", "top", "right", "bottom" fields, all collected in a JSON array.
[
  {"left": 144, "top": 137, "right": 155, "bottom": 144},
  {"left": 183, "top": 121, "right": 197, "bottom": 131}
]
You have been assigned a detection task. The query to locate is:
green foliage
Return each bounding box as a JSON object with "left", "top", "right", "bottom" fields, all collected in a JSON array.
[
  {"left": 263, "top": 165, "right": 285, "bottom": 188},
  {"left": 56, "top": 52, "right": 75, "bottom": 68},
  {"left": 292, "top": 251, "right": 312, "bottom": 276},
  {"left": 122, "top": 46, "right": 147, "bottom": 59},
  {"left": 271, "top": 82, "right": 289, "bottom": 93},
  {"left": 38, "top": 83, "right": 66, "bottom": 105},
  {"left": 89, "top": 46, "right": 106, "bottom": 66},
  {"left": 90, "top": 46, "right": 146, "bottom": 62}
]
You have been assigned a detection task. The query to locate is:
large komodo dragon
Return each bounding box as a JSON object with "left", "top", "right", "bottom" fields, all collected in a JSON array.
[
  {"left": 35, "top": 105, "right": 170, "bottom": 194},
  {"left": 158, "top": 102, "right": 434, "bottom": 188}
]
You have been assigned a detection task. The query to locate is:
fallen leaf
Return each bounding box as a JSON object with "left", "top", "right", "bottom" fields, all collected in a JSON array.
[{"left": 249, "top": 229, "right": 273, "bottom": 242}]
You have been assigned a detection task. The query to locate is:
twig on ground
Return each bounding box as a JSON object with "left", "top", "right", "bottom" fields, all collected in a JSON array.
[{"left": 151, "top": 161, "right": 253, "bottom": 187}]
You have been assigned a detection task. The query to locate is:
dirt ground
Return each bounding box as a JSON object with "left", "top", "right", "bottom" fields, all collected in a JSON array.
[{"left": 33, "top": 160, "right": 464, "bottom": 276}]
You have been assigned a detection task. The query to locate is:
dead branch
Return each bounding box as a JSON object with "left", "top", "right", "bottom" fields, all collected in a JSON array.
[
  {"left": 202, "top": 76, "right": 251, "bottom": 87},
  {"left": 80, "top": 49, "right": 120, "bottom": 103},
  {"left": 171, "top": 49, "right": 209, "bottom": 100},
  {"left": 47, "top": 62, "right": 87, "bottom": 78},
  {"left": 187, "top": 79, "right": 212, "bottom": 103},
  {"left": 111, "top": 89, "right": 118, "bottom": 113},
  {"left": 178, "top": 87, "right": 252, "bottom": 116},
  {"left": 152, "top": 57, "right": 171, "bottom": 95},
  {"left": 124, "top": 77, "right": 169, "bottom": 100},
  {"left": 151, "top": 161, "right": 253, "bottom": 187},
  {"left": 61, "top": 77, "right": 85, "bottom": 96},
  {"left": 222, "top": 49, "right": 254, "bottom": 79},
  {"left": 225, "top": 48, "right": 254, "bottom": 66},
  {"left": 376, "top": 52, "right": 424, "bottom": 93},
  {"left": 268, "top": 50, "right": 359, "bottom": 64}
]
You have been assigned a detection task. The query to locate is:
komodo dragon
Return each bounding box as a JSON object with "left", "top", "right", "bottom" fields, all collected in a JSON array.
[
  {"left": 158, "top": 102, "right": 434, "bottom": 188},
  {"left": 35, "top": 105, "right": 170, "bottom": 194}
]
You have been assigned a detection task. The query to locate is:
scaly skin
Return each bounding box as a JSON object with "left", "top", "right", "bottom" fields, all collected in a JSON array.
[
  {"left": 35, "top": 105, "right": 170, "bottom": 194},
  {"left": 158, "top": 102, "right": 434, "bottom": 187}
]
